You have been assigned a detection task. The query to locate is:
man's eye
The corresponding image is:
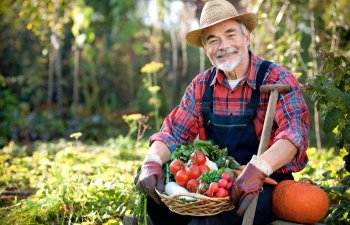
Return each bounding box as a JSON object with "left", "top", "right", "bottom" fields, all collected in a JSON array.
[{"left": 208, "top": 40, "right": 217, "bottom": 45}]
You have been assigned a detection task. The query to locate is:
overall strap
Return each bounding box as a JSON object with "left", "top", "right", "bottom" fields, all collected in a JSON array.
[
  {"left": 201, "top": 68, "right": 217, "bottom": 112},
  {"left": 201, "top": 61, "right": 272, "bottom": 114},
  {"left": 246, "top": 60, "right": 272, "bottom": 115}
]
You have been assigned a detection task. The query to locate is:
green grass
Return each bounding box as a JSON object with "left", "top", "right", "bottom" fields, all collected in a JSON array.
[{"left": 0, "top": 137, "right": 147, "bottom": 225}]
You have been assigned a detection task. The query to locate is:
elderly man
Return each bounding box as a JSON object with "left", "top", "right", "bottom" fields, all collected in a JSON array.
[{"left": 136, "top": 0, "right": 309, "bottom": 224}]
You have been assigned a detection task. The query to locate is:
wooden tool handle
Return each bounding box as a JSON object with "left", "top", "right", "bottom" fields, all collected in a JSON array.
[{"left": 242, "top": 85, "right": 290, "bottom": 225}]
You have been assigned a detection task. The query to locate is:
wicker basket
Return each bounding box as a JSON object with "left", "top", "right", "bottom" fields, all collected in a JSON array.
[{"left": 156, "top": 189, "right": 234, "bottom": 216}]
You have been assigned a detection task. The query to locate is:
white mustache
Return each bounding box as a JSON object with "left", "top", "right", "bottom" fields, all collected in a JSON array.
[{"left": 216, "top": 48, "right": 238, "bottom": 58}]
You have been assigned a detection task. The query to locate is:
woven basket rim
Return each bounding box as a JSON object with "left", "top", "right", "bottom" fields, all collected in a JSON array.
[
  {"left": 156, "top": 189, "right": 230, "bottom": 201},
  {"left": 155, "top": 188, "right": 235, "bottom": 216}
]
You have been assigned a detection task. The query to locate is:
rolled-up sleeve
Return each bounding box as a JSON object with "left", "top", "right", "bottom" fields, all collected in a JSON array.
[{"left": 270, "top": 66, "right": 310, "bottom": 172}]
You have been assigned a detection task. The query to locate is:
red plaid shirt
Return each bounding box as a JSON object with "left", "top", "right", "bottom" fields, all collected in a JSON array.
[{"left": 150, "top": 52, "right": 309, "bottom": 173}]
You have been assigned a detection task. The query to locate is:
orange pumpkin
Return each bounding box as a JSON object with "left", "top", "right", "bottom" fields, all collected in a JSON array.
[{"left": 272, "top": 179, "right": 329, "bottom": 224}]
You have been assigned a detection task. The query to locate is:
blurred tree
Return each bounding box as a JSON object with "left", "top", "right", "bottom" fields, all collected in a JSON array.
[
  {"left": 19, "top": 0, "right": 74, "bottom": 107},
  {"left": 71, "top": 2, "right": 95, "bottom": 124},
  {"left": 0, "top": 0, "right": 349, "bottom": 143}
]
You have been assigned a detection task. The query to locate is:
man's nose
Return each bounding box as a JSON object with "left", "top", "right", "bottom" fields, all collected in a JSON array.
[{"left": 218, "top": 38, "right": 230, "bottom": 50}]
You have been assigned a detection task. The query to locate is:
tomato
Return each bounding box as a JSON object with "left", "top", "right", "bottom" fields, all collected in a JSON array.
[
  {"left": 199, "top": 164, "right": 210, "bottom": 174},
  {"left": 218, "top": 178, "right": 228, "bottom": 189},
  {"left": 209, "top": 182, "right": 219, "bottom": 193},
  {"left": 221, "top": 172, "right": 231, "bottom": 181},
  {"left": 186, "top": 179, "right": 199, "bottom": 193},
  {"left": 186, "top": 164, "right": 201, "bottom": 179},
  {"left": 215, "top": 188, "right": 228, "bottom": 198},
  {"left": 198, "top": 182, "right": 208, "bottom": 194},
  {"left": 169, "top": 159, "right": 185, "bottom": 175},
  {"left": 175, "top": 170, "right": 189, "bottom": 187},
  {"left": 190, "top": 151, "right": 206, "bottom": 165}
]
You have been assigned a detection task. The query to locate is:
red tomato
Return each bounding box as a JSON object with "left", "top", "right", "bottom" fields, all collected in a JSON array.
[
  {"left": 198, "top": 182, "right": 208, "bottom": 194},
  {"left": 199, "top": 164, "right": 210, "bottom": 174},
  {"left": 175, "top": 170, "right": 189, "bottom": 187},
  {"left": 218, "top": 178, "right": 228, "bottom": 189},
  {"left": 221, "top": 172, "right": 231, "bottom": 181},
  {"left": 209, "top": 182, "right": 219, "bottom": 193},
  {"left": 186, "top": 179, "right": 199, "bottom": 193},
  {"left": 186, "top": 165, "right": 201, "bottom": 179},
  {"left": 169, "top": 159, "right": 185, "bottom": 175},
  {"left": 190, "top": 151, "right": 206, "bottom": 165},
  {"left": 215, "top": 188, "right": 228, "bottom": 198}
]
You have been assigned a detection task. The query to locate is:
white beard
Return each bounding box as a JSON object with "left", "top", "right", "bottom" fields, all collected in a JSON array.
[
  {"left": 216, "top": 58, "right": 242, "bottom": 72},
  {"left": 212, "top": 47, "right": 244, "bottom": 72}
]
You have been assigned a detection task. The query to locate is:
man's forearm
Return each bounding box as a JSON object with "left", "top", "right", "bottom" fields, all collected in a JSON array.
[
  {"left": 260, "top": 139, "right": 297, "bottom": 172},
  {"left": 147, "top": 141, "right": 172, "bottom": 165}
]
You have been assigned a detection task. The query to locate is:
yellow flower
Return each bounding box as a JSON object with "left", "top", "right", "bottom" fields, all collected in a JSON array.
[
  {"left": 70, "top": 132, "right": 82, "bottom": 140},
  {"left": 122, "top": 113, "right": 143, "bottom": 122},
  {"left": 148, "top": 86, "right": 161, "bottom": 93},
  {"left": 141, "top": 61, "right": 164, "bottom": 74}
]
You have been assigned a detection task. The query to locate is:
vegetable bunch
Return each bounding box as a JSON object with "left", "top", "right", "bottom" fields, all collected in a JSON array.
[{"left": 164, "top": 140, "right": 239, "bottom": 198}]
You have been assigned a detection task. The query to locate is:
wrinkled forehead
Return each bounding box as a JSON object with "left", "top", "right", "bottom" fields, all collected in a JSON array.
[{"left": 201, "top": 19, "right": 242, "bottom": 44}]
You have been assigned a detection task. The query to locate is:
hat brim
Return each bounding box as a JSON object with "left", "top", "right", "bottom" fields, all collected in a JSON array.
[{"left": 186, "top": 13, "right": 258, "bottom": 48}]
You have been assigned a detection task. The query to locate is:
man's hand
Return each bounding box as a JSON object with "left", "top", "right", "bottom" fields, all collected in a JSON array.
[
  {"left": 136, "top": 161, "right": 165, "bottom": 205},
  {"left": 230, "top": 163, "right": 267, "bottom": 216}
]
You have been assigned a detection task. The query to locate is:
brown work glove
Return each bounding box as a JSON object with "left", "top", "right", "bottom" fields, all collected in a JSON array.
[
  {"left": 230, "top": 163, "right": 267, "bottom": 216},
  {"left": 136, "top": 161, "right": 165, "bottom": 205}
]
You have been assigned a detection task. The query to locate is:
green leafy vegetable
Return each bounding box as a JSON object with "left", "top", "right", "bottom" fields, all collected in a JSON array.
[
  {"left": 199, "top": 171, "right": 221, "bottom": 184},
  {"left": 171, "top": 140, "right": 240, "bottom": 170}
]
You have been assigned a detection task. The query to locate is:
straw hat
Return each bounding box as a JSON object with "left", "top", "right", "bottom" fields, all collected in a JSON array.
[{"left": 186, "top": 0, "right": 258, "bottom": 47}]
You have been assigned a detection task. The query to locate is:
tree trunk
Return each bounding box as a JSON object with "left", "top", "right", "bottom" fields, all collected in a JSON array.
[
  {"left": 90, "top": 65, "right": 99, "bottom": 112},
  {"left": 53, "top": 40, "right": 63, "bottom": 108},
  {"left": 48, "top": 45, "right": 54, "bottom": 106},
  {"left": 72, "top": 45, "right": 81, "bottom": 125},
  {"left": 169, "top": 21, "right": 178, "bottom": 108},
  {"left": 310, "top": 3, "right": 322, "bottom": 151},
  {"left": 181, "top": 39, "right": 188, "bottom": 78},
  {"left": 83, "top": 63, "right": 99, "bottom": 113}
]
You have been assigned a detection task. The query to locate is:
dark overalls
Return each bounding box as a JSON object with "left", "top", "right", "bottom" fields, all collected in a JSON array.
[{"left": 147, "top": 61, "right": 293, "bottom": 225}]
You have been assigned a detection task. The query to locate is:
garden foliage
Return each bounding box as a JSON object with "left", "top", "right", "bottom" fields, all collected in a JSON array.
[
  {"left": 0, "top": 137, "right": 146, "bottom": 225},
  {"left": 305, "top": 52, "right": 350, "bottom": 224}
]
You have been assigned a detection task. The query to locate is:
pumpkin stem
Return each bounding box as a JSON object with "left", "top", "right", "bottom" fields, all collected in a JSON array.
[{"left": 299, "top": 177, "right": 316, "bottom": 185}]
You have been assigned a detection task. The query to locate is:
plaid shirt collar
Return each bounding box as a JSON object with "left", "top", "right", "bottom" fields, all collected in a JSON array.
[{"left": 210, "top": 51, "right": 263, "bottom": 90}]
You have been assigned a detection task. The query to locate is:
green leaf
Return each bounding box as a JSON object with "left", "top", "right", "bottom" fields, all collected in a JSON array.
[
  {"left": 330, "top": 184, "right": 348, "bottom": 194},
  {"left": 323, "top": 108, "right": 342, "bottom": 133},
  {"left": 339, "top": 93, "right": 350, "bottom": 110}
]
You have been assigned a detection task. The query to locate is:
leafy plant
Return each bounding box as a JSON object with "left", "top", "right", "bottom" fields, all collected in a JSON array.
[
  {"left": 306, "top": 51, "right": 350, "bottom": 153},
  {"left": 305, "top": 51, "right": 350, "bottom": 224}
]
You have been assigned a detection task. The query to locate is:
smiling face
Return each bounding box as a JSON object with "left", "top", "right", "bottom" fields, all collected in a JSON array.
[{"left": 202, "top": 20, "right": 251, "bottom": 77}]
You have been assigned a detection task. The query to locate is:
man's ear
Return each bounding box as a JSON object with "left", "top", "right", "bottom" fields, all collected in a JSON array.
[{"left": 245, "top": 31, "right": 251, "bottom": 45}]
